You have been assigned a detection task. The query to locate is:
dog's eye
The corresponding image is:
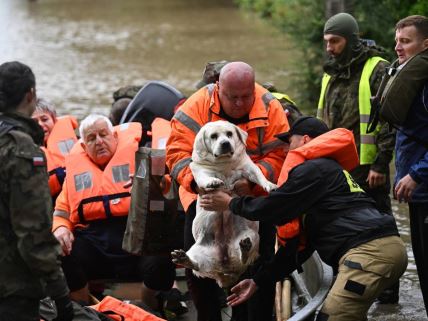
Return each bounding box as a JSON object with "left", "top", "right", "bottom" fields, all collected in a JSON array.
[
  {"left": 210, "top": 133, "right": 218, "bottom": 140},
  {"left": 226, "top": 131, "right": 233, "bottom": 138}
]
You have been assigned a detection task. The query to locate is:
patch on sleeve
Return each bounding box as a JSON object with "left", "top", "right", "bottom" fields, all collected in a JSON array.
[
  {"left": 32, "top": 156, "right": 46, "bottom": 167},
  {"left": 344, "top": 279, "right": 366, "bottom": 296}
]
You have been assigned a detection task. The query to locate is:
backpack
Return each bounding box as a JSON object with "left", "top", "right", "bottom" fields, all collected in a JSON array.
[{"left": 380, "top": 48, "right": 428, "bottom": 125}]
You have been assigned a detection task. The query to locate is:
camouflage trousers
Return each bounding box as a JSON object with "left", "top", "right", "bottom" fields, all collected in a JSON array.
[
  {"left": 0, "top": 296, "right": 40, "bottom": 321},
  {"left": 316, "top": 236, "right": 408, "bottom": 321}
]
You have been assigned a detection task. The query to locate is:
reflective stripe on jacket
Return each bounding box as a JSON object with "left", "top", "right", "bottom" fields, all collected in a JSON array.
[
  {"left": 43, "top": 115, "right": 78, "bottom": 197},
  {"left": 166, "top": 83, "right": 288, "bottom": 211},
  {"left": 317, "top": 56, "right": 387, "bottom": 165},
  {"left": 276, "top": 128, "right": 359, "bottom": 247},
  {"left": 57, "top": 122, "right": 141, "bottom": 224}
]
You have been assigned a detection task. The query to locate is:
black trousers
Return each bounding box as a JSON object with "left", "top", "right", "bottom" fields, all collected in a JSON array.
[
  {"left": 0, "top": 296, "right": 39, "bottom": 321},
  {"left": 184, "top": 202, "right": 275, "bottom": 321},
  {"left": 352, "top": 166, "right": 392, "bottom": 215},
  {"left": 62, "top": 219, "right": 175, "bottom": 292},
  {"left": 409, "top": 202, "right": 428, "bottom": 317}
]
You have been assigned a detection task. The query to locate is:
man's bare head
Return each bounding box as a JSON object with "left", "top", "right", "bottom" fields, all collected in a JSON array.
[{"left": 218, "top": 62, "right": 255, "bottom": 119}]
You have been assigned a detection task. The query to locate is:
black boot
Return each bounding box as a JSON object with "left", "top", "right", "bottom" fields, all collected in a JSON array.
[{"left": 377, "top": 282, "right": 399, "bottom": 304}]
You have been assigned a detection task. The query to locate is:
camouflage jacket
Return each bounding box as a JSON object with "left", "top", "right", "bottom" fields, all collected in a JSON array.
[
  {"left": 0, "top": 112, "right": 65, "bottom": 299},
  {"left": 320, "top": 46, "right": 395, "bottom": 178}
]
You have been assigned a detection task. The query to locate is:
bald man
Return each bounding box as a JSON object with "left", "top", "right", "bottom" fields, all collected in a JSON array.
[{"left": 166, "top": 61, "right": 289, "bottom": 321}]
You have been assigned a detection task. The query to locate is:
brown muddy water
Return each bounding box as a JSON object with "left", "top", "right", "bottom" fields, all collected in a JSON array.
[{"left": 0, "top": 0, "right": 425, "bottom": 320}]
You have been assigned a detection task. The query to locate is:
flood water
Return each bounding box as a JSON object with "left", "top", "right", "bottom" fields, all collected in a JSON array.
[{"left": 0, "top": 0, "right": 425, "bottom": 320}]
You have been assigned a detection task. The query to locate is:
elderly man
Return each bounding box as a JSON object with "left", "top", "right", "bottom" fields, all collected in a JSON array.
[
  {"left": 52, "top": 114, "right": 175, "bottom": 312},
  {"left": 0, "top": 61, "right": 73, "bottom": 321},
  {"left": 391, "top": 15, "right": 428, "bottom": 316},
  {"left": 166, "top": 61, "right": 289, "bottom": 321},
  {"left": 200, "top": 116, "right": 407, "bottom": 321}
]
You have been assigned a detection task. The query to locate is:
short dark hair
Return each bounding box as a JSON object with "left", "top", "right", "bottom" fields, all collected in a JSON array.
[
  {"left": 109, "top": 97, "right": 131, "bottom": 125},
  {"left": 396, "top": 15, "right": 428, "bottom": 40},
  {"left": 0, "top": 61, "right": 35, "bottom": 112}
]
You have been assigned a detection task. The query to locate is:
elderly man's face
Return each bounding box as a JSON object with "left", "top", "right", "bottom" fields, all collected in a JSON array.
[
  {"left": 324, "top": 34, "right": 347, "bottom": 57},
  {"left": 218, "top": 79, "right": 255, "bottom": 119},
  {"left": 81, "top": 119, "right": 118, "bottom": 167},
  {"left": 395, "top": 25, "right": 428, "bottom": 64}
]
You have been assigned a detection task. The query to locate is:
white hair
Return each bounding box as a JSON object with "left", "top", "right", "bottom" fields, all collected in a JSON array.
[{"left": 79, "top": 114, "right": 114, "bottom": 140}]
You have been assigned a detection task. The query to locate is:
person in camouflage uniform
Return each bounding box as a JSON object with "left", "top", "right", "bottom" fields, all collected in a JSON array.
[
  {"left": 0, "top": 61, "right": 73, "bottom": 321},
  {"left": 317, "top": 13, "right": 399, "bottom": 303}
]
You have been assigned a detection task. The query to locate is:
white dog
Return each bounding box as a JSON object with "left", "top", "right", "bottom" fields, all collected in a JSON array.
[{"left": 171, "top": 120, "right": 277, "bottom": 288}]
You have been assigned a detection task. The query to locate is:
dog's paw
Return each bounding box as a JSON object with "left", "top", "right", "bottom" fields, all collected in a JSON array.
[
  {"left": 171, "top": 249, "right": 199, "bottom": 271},
  {"left": 263, "top": 182, "right": 277, "bottom": 193},
  {"left": 205, "top": 178, "right": 225, "bottom": 189},
  {"left": 239, "top": 237, "right": 252, "bottom": 264},
  {"left": 240, "top": 237, "right": 252, "bottom": 252}
]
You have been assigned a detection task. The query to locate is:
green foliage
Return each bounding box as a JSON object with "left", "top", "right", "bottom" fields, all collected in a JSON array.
[{"left": 234, "top": 0, "right": 427, "bottom": 111}]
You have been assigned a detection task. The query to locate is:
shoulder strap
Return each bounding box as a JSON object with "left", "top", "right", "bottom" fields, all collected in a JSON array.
[{"left": 0, "top": 119, "right": 16, "bottom": 137}]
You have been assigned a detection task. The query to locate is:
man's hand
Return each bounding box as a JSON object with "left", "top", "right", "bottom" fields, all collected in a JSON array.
[
  {"left": 123, "top": 173, "right": 134, "bottom": 189},
  {"left": 199, "top": 190, "right": 232, "bottom": 212},
  {"left": 227, "top": 279, "right": 258, "bottom": 307},
  {"left": 46, "top": 277, "right": 74, "bottom": 321},
  {"left": 233, "top": 178, "right": 253, "bottom": 196},
  {"left": 394, "top": 174, "right": 418, "bottom": 203},
  {"left": 53, "top": 226, "right": 74, "bottom": 256},
  {"left": 366, "top": 170, "right": 386, "bottom": 188},
  {"left": 53, "top": 295, "right": 74, "bottom": 321}
]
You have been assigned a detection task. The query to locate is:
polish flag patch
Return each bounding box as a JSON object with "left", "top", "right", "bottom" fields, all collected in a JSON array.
[{"left": 32, "top": 156, "right": 45, "bottom": 166}]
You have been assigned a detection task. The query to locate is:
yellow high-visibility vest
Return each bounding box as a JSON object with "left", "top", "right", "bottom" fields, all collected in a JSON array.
[{"left": 317, "top": 56, "right": 387, "bottom": 165}]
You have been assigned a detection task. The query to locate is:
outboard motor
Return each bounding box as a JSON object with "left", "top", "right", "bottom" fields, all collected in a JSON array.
[{"left": 119, "top": 80, "right": 186, "bottom": 145}]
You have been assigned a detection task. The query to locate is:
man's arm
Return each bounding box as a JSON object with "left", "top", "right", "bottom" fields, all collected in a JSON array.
[
  {"left": 253, "top": 239, "right": 314, "bottom": 286},
  {"left": 370, "top": 60, "right": 395, "bottom": 175},
  {"left": 217, "top": 161, "right": 327, "bottom": 225},
  {"left": 227, "top": 240, "right": 314, "bottom": 307},
  {"left": 396, "top": 149, "right": 428, "bottom": 202},
  {"left": 9, "top": 144, "right": 64, "bottom": 282}
]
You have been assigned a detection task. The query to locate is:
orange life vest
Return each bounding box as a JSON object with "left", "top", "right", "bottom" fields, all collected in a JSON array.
[
  {"left": 42, "top": 115, "right": 78, "bottom": 197},
  {"left": 276, "top": 128, "right": 359, "bottom": 247},
  {"left": 64, "top": 122, "right": 141, "bottom": 224},
  {"left": 90, "top": 295, "right": 165, "bottom": 321},
  {"left": 150, "top": 117, "right": 176, "bottom": 196},
  {"left": 167, "top": 83, "right": 288, "bottom": 212}
]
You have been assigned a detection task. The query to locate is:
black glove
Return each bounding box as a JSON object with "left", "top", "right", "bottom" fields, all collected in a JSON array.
[
  {"left": 46, "top": 276, "right": 74, "bottom": 321},
  {"left": 53, "top": 295, "right": 74, "bottom": 321}
]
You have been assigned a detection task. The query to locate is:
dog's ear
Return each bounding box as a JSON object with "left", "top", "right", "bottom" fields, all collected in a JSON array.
[
  {"left": 194, "top": 128, "right": 210, "bottom": 160},
  {"left": 234, "top": 125, "right": 248, "bottom": 146}
]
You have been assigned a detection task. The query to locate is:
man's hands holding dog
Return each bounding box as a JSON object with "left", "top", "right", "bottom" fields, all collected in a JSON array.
[{"left": 199, "top": 190, "right": 232, "bottom": 212}]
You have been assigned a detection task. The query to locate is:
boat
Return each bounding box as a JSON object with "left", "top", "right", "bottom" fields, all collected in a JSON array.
[{"left": 283, "top": 251, "right": 333, "bottom": 321}]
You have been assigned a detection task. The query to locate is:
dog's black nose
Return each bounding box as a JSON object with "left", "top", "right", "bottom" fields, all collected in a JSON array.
[
  {"left": 220, "top": 141, "right": 232, "bottom": 153},
  {"left": 221, "top": 141, "right": 231, "bottom": 149}
]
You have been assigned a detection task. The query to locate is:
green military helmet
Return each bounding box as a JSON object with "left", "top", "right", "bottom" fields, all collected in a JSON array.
[
  {"left": 196, "top": 60, "right": 229, "bottom": 89},
  {"left": 113, "top": 85, "right": 143, "bottom": 102}
]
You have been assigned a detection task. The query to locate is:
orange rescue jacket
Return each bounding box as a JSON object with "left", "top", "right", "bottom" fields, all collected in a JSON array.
[
  {"left": 90, "top": 295, "right": 165, "bottom": 321},
  {"left": 54, "top": 122, "right": 141, "bottom": 228},
  {"left": 166, "top": 83, "right": 289, "bottom": 211},
  {"left": 276, "top": 128, "right": 359, "bottom": 247},
  {"left": 43, "top": 115, "right": 78, "bottom": 197}
]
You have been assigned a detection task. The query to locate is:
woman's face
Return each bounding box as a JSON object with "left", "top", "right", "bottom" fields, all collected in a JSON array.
[{"left": 32, "top": 110, "right": 56, "bottom": 144}]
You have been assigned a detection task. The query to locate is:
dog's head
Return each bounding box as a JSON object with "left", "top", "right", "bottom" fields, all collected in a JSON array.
[{"left": 192, "top": 120, "right": 248, "bottom": 164}]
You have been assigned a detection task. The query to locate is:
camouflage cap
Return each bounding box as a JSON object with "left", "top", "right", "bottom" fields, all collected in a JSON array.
[
  {"left": 113, "top": 85, "right": 143, "bottom": 101},
  {"left": 196, "top": 60, "right": 229, "bottom": 89}
]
